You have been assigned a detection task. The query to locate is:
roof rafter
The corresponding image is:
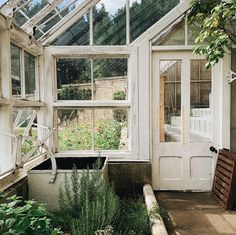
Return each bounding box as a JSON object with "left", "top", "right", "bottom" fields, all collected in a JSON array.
[
  {"left": 40, "top": 0, "right": 100, "bottom": 45},
  {"left": 21, "top": 0, "right": 64, "bottom": 35}
]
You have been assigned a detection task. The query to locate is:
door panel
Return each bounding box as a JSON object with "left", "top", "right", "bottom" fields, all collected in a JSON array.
[{"left": 152, "top": 52, "right": 216, "bottom": 191}]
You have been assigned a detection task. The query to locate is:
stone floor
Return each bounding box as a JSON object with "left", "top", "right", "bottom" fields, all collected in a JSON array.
[{"left": 155, "top": 192, "right": 236, "bottom": 235}]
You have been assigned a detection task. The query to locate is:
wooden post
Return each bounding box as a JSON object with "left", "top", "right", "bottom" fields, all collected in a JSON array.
[
  {"left": 0, "top": 28, "right": 14, "bottom": 173},
  {"left": 160, "top": 75, "right": 166, "bottom": 142}
]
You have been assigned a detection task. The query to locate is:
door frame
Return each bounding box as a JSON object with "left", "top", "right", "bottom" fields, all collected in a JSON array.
[{"left": 151, "top": 50, "right": 230, "bottom": 191}]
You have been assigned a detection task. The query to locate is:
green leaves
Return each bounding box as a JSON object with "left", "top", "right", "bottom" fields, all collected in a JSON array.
[
  {"left": 0, "top": 196, "right": 61, "bottom": 235},
  {"left": 191, "top": 0, "right": 236, "bottom": 67}
]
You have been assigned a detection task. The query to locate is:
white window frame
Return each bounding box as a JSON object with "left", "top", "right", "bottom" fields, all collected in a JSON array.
[
  {"left": 11, "top": 42, "right": 40, "bottom": 101},
  {"left": 44, "top": 46, "right": 139, "bottom": 160}
]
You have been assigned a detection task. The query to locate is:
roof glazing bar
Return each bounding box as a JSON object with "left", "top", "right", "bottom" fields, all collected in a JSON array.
[
  {"left": 14, "top": 0, "right": 32, "bottom": 13},
  {"left": 38, "top": 0, "right": 77, "bottom": 28},
  {"left": 21, "top": 0, "right": 65, "bottom": 32},
  {"left": 40, "top": 0, "right": 100, "bottom": 44}
]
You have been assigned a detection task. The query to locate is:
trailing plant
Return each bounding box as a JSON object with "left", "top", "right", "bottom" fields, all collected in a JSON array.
[
  {"left": 190, "top": 0, "right": 236, "bottom": 68},
  {"left": 0, "top": 195, "right": 61, "bottom": 235},
  {"left": 58, "top": 160, "right": 119, "bottom": 234}
]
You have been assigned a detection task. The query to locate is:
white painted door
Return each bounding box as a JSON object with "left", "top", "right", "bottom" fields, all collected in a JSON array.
[{"left": 152, "top": 52, "right": 219, "bottom": 191}]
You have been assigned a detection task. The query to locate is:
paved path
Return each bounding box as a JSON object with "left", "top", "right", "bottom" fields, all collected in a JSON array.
[{"left": 155, "top": 192, "right": 236, "bottom": 235}]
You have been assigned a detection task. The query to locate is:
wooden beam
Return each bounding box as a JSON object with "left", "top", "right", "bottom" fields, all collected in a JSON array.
[
  {"left": 0, "top": 13, "right": 8, "bottom": 30},
  {"left": 21, "top": 0, "right": 65, "bottom": 34},
  {"left": 0, "top": 154, "right": 48, "bottom": 192},
  {"left": 160, "top": 75, "right": 166, "bottom": 142},
  {"left": 53, "top": 100, "right": 131, "bottom": 108},
  {"left": 0, "top": 29, "right": 14, "bottom": 174},
  {"left": 10, "top": 24, "right": 43, "bottom": 55},
  {"left": 12, "top": 99, "right": 45, "bottom": 107},
  {"left": 40, "top": 0, "right": 100, "bottom": 45},
  {"left": 46, "top": 45, "right": 133, "bottom": 57},
  {"left": 0, "top": 98, "right": 11, "bottom": 105}
]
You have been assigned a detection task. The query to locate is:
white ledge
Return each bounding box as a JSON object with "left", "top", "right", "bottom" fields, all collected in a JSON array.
[{"left": 143, "top": 184, "right": 168, "bottom": 235}]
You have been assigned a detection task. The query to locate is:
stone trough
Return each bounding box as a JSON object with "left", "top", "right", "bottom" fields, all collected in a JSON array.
[{"left": 28, "top": 156, "right": 108, "bottom": 211}]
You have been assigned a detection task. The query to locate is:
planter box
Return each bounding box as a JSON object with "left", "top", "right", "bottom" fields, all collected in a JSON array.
[{"left": 28, "top": 157, "right": 108, "bottom": 211}]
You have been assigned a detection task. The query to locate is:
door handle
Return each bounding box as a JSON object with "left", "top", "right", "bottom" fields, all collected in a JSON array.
[{"left": 210, "top": 146, "right": 218, "bottom": 154}]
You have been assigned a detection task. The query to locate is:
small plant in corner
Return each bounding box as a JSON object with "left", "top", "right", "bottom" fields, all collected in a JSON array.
[{"left": 0, "top": 195, "right": 61, "bottom": 235}]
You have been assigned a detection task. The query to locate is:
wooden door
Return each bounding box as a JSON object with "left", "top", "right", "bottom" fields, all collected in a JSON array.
[{"left": 152, "top": 52, "right": 218, "bottom": 191}]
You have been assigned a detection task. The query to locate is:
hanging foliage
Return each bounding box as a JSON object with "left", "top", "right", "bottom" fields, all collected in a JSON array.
[{"left": 190, "top": 0, "right": 236, "bottom": 68}]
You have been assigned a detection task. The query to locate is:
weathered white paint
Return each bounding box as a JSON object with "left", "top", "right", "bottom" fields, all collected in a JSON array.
[
  {"left": 10, "top": 25, "right": 43, "bottom": 55},
  {"left": 0, "top": 154, "right": 48, "bottom": 192},
  {"left": 46, "top": 45, "right": 139, "bottom": 159},
  {"left": 152, "top": 52, "right": 216, "bottom": 191},
  {"left": 53, "top": 100, "right": 131, "bottom": 107},
  {"left": 43, "top": 48, "right": 55, "bottom": 151},
  {"left": 0, "top": 29, "right": 14, "bottom": 174},
  {"left": 137, "top": 39, "right": 150, "bottom": 160},
  {"left": 46, "top": 45, "right": 132, "bottom": 57},
  {"left": 21, "top": 0, "right": 65, "bottom": 34}
]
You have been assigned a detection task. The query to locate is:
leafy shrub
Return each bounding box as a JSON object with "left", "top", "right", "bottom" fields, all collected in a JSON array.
[
  {"left": 58, "top": 161, "right": 119, "bottom": 235},
  {"left": 113, "top": 91, "right": 126, "bottom": 100},
  {"left": 94, "top": 120, "right": 122, "bottom": 150},
  {"left": 113, "top": 91, "right": 127, "bottom": 123},
  {"left": 58, "top": 86, "right": 91, "bottom": 100},
  {"left": 0, "top": 195, "right": 61, "bottom": 235},
  {"left": 58, "top": 121, "right": 93, "bottom": 151},
  {"left": 58, "top": 119, "right": 122, "bottom": 151}
]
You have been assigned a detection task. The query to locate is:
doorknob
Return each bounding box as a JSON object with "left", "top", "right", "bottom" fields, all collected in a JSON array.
[{"left": 210, "top": 146, "right": 218, "bottom": 154}]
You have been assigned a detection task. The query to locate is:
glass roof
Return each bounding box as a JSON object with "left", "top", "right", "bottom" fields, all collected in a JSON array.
[
  {"left": 0, "top": 0, "right": 7, "bottom": 7},
  {"left": 0, "top": 0, "right": 180, "bottom": 44}
]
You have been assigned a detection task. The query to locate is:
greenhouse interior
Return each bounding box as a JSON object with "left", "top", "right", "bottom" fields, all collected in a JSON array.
[{"left": 0, "top": 0, "right": 236, "bottom": 234}]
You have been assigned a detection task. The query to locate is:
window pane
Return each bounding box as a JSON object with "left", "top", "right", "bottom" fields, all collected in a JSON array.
[
  {"left": 93, "top": 0, "right": 126, "bottom": 45},
  {"left": 190, "top": 60, "right": 212, "bottom": 142},
  {"left": 130, "top": 0, "right": 179, "bottom": 42},
  {"left": 24, "top": 51, "right": 36, "bottom": 99},
  {"left": 93, "top": 58, "right": 128, "bottom": 100},
  {"left": 11, "top": 44, "right": 21, "bottom": 97},
  {"left": 156, "top": 21, "right": 185, "bottom": 46},
  {"left": 160, "top": 60, "right": 181, "bottom": 142},
  {"left": 94, "top": 108, "right": 129, "bottom": 150},
  {"left": 188, "top": 21, "right": 201, "bottom": 45},
  {"left": 57, "top": 108, "right": 93, "bottom": 151},
  {"left": 14, "top": 0, "right": 48, "bottom": 26},
  {"left": 13, "top": 108, "right": 38, "bottom": 156},
  {"left": 52, "top": 14, "right": 90, "bottom": 45},
  {"left": 57, "top": 58, "right": 92, "bottom": 100}
]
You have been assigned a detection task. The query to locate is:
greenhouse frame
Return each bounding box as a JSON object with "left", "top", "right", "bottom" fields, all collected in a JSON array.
[{"left": 0, "top": 0, "right": 234, "bottom": 195}]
